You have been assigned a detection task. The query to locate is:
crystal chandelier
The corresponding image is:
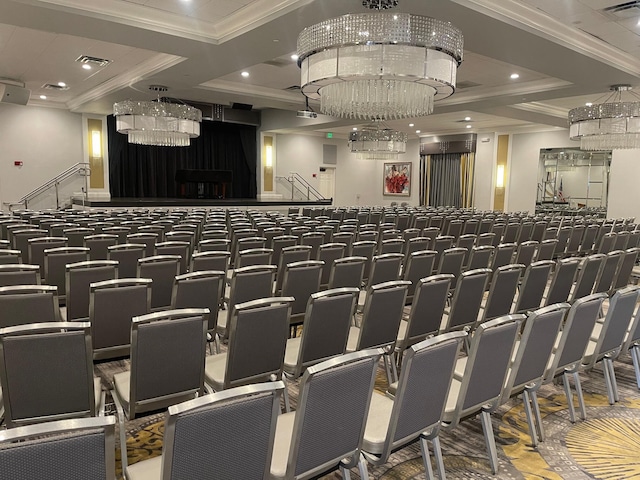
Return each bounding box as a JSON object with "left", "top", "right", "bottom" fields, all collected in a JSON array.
[
  {"left": 569, "top": 85, "right": 640, "bottom": 150},
  {"left": 296, "top": 3, "right": 463, "bottom": 121},
  {"left": 113, "top": 86, "right": 202, "bottom": 147},
  {"left": 349, "top": 124, "right": 407, "bottom": 160}
]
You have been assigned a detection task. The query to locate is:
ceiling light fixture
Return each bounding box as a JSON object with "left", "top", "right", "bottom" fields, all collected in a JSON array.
[
  {"left": 241, "top": 71, "right": 250, "bottom": 78},
  {"left": 569, "top": 84, "right": 640, "bottom": 150},
  {"left": 296, "top": 1, "right": 463, "bottom": 120},
  {"left": 39, "top": 95, "right": 46, "bottom": 100},
  {"left": 113, "top": 85, "right": 202, "bottom": 147},
  {"left": 464, "top": 116, "right": 471, "bottom": 121},
  {"left": 82, "top": 64, "right": 92, "bottom": 70},
  {"left": 510, "top": 73, "right": 520, "bottom": 79},
  {"left": 57, "top": 82, "right": 66, "bottom": 87},
  {"left": 291, "top": 54, "right": 299, "bottom": 61},
  {"left": 409, "top": 123, "right": 414, "bottom": 127},
  {"left": 466, "top": 124, "right": 472, "bottom": 128},
  {"left": 349, "top": 123, "right": 407, "bottom": 160}
]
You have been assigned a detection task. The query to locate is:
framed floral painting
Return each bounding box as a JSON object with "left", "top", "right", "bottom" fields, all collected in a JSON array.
[{"left": 383, "top": 162, "right": 411, "bottom": 196}]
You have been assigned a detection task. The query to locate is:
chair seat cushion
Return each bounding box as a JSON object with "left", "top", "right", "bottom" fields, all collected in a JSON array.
[
  {"left": 396, "top": 320, "right": 408, "bottom": 343},
  {"left": 93, "top": 377, "right": 102, "bottom": 413},
  {"left": 270, "top": 411, "right": 296, "bottom": 479},
  {"left": 283, "top": 337, "right": 301, "bottom": 374},
  {"left": 113, "top": 371, "right": 131, "bottom": 413},
  {"left": 346, "top": 326, "right": 360, "bottom": 353},
  {"left": 204, "top": 353, "right": 227, "bottom": 391},
  {"left": 125, "top": 455, "right": 162, "bottom": 480},
  {"left": 442, "top": 377, "right": 462, "bottom": 422},
  {"left": 362, "top": 392, "right": 393, "bottom": 455}
]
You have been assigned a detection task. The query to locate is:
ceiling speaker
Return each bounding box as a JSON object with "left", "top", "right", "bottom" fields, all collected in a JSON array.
[{"left": 0, "top": 83, "right": 30, "bottom": 106}]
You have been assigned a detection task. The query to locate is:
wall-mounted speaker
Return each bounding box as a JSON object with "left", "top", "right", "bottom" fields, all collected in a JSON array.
[{"left": 0, "top": 84, "right": 30, "bottom": 106}]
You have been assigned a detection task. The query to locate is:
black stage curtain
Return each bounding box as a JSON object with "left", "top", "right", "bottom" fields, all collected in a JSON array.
[{"left": 108, "top": 116, "right": 257, "bottom": 198}]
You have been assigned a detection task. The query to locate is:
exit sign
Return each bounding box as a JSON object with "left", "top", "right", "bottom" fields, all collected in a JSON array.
[{"left": 326, "top": 132, "right": 333, "bottom": 139}]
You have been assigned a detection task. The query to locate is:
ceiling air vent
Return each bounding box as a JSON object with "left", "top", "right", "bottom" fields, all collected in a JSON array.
[
  {"left": 456, "top": 80, "right": 481, "bottom": 89},
  {"left": 75, "top": 55, "right": 112, "bottom": 67},
  {"left": 602, "top": 1, "right": 640, "bottom": 19},
  {"left": 42, "top": 83, "right": 70, "bottom": 91}
]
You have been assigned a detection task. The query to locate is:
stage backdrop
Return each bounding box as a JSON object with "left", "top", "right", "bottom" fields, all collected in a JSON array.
[{"left": 108, "top": 116, "right": 257, "bottom": 199}]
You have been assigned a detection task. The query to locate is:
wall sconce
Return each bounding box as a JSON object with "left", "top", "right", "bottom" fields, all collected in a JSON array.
[
  {"left": 91, "top": 130, "right": 102, "bottom": 158},
  {"left": 266, "top": 145, "right": 273, "bottom": 168},
  {"left": 496, "top": 164, "right": 505, "bottom": 188}
]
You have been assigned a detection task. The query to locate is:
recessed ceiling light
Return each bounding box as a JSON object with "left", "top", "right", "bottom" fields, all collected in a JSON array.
[
  {"left": 585, "top": 102, "right": 593, "bottom": 106},
  {"left": 464, "top": 116, "right": 471, "bottom": 121},
  {"left": 82, "top": 64, "right": 92, "bottom": 70},
  {"left": 291, "top": 54, "right": 299, "bottom": 61},
  {"left": 241, "top": 71, "right": 249, "bottom": 78},
  {"left": 352, "top": 127, "right": 358, "bottom": 131},
  {"left": 510, "top": 73, "right": 520, "bottom": 79},
  {"left": 57, "top": 81, "right": 66, "bottom": 87},
  {"left": 466, "top": 124, "right": 472, "bottom": 129},
  {"left": 273, "top": 39, "right": 280, "bottom": 42},
  {"left": 39, "top": 95, "right": 47, "bottom": 100},
  {"left": 415, "top": 130, "right": 421, "bottom": 134},
  {"left": 409, "top": 123, "right": 414, "bottom": 127}
]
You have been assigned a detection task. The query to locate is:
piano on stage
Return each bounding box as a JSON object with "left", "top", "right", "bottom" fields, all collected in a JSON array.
[{"left": 175, "top": 169, "right": 233, "bottom": 199}]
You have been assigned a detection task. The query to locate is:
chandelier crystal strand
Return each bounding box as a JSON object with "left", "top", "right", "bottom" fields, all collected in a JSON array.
[
  {"left": 297, "top": 12, "right": 463, "bottom": 120},
  {"left": 349, "top": 125, "right": 408, "bottom": 160},
  {"left": 113, "top": 99, "right": 202, "bottom": 147},
  {"left": 568, "top": 85, "right": 640, "bottom": 150}
]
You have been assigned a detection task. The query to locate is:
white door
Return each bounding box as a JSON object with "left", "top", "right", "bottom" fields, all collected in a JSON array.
[{"left": 318, "top": 168, "right": 335, "bottom": 200}]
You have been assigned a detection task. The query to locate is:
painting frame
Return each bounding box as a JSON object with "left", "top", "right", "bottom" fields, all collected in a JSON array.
[{"left": 383, "top": 162, "right": 411, "bottom": 197}]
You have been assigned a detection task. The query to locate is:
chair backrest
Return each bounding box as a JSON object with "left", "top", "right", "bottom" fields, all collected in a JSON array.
[
  {"left": 126, "top": 232, "right": 158, "bottom": 257},
  {"left": 579, "top": 224, "right": 599, "bottom": 254},
  {"left": 63, "top": 227, "right": 95, "bottom": 248},
  {"left": 0, "top": 322, "right": 97, "bottom": 427},
  {"left": 128, "top": 308, "right": 209, "bottom": 419},
  {"left": 89, "top": 278, "right": 152, "bottom": 360},
  {"left": 227, "top": 265, "right": 278, "bottom": 331},
  {"left": 0, "top": 264, "right": 40, "bottom": 287},
  {"left": 502, "top": 303, "right": 569, "bottom": 402},
  {"left": 514, "top": 260, "right": 554, "bottom": 313},
  {"left": 565, "top": 224, "right": 585, "bottom": 255},
  {"left": 402, "top": 250, "right": 437, "bottom": 302},
  {"left": 28, "top": 236, "right": 67, "bottom": 275},
  {"left": 380, "top": 238, "right": 405, "bottom": 255},
  {"left": 613, "top": 230, "right": 630, "bottom": 251},
  {"left": 0, "top": 249, "right": 21, "bottom": 265},
  {"left": 467, "top": 245, "right": 494, "bottom": 271},
  {"left": 536, "top": 239, "right": 557, "bottom": 261},
  {"left": 482, "top": 264, "right": 524, "bottom": 322},
  {"left": 0, "top": 417, "right": 116, "bottom": 480},
  {"left": 502, "top": 223, "right": 520, "bottom": 243},
  {"left": 432, "top": 236, "right": 455, "bottom": 272},
  {"left": 317, "top": 243, "right": 346, "bottom": 286},
  {"left": 155, "top": 241, "right": 190, "bottom": 274},
  {"left": 597, "top": 232, "right": 616, "bottom": 254},
  {"left": 103, "top": 226, "right": 131, "bottom": 244},
  {"left": 328, "top": 256, "right": 366, "bottom": 290},
  {"left": 514, "top": 240, "right": 538, "bottom": 267},
  {"left": 357, "top": 280, "right": 410, "bottom": 351},
  {"left": 446, "top": 314, "right": 524, "bottom": 427},
  {"left": 436, "top": 247, "right": 466, "bottom": 287},
  {"left": 157, "top": 382, "right": 283, "bottom": 480},
  {"left": 276, "top": 245, "right": 312, "bottom": 293},
  {"left": 531, "top": 221, "right": 547, "bottom": 242},
  {"left": 190, "top": 250, "right": 230, "bottom": 274},
  {"left": 476, "top": 232, "right": 495, "bottom": 247},
  {"left": 290, "top": 287, "right": 360, "bottom": 379},
  {"left": 281, "top": 260, "right": 324, "bottom": 321},
  {"left": 400, "top": 274, "right": 453, "bottom": 350},
  {"left": 105, "top": 243, "right": 145, "bottom": 279},
  {"left": 554, "top": 226, "right": 573, "bottom": 257},
  {"left": 283, "top": 349, "right": 381, "bottom": 480},
  {"left": 137, "top": 255, "right": 181, "bottom": 311},
  {"left": 225, "top": 297, "right": 293, "bottom": 389},
  {"left": 171, "top": 270, "right": 225, "bottom": 331},
  {"left": 198, "top": 239, "right": 231, "bottom": 252},
  {"left": 65, "top": 260, "right": 118, "bottom": 321},
  {"left": 301, "top": 232, "right": 325, "bottom": 259},
  {"left": 491, "top": 243, "right": 516, "bottom": 270},
  {"left": 234, "top": 237, "right": 267, "bottom": 263},
  {"left": 613, "top": 247, "right": 640, "bottom": 289},
  {"left": 352, "top": 240, "right": 377, "bottom": 282},
  {"left": 593, "top": 250, "right": 623, "bottom": 294},
  {"left": 545, "top": 293, "right": 606, "bottom": 383},
  {"left": 12, "top": 229, "right": 47, "bottom": 260},
  {"left": 570, "top": 254, "right": 605, "bottom": 302},
  {"left": 84, "top": 234, "right": 119, "bottom": 261},
  {"left": 380, "top": 332, "right": 466, "bottom": 459},
  {"left": 445, "top": 268, "right": 491, "bottom": 332},
  {"left": 367, "top": 253, "right": 402, "bottom": 289},
  {"left": 545, "top": 258, "right": 580, "bottom": 306}
]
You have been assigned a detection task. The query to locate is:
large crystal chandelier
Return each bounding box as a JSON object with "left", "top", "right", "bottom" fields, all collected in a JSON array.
[
  {"left": 296, "top": 2, "right": 463, "bottom": 120},
  {"left": 349, "top": 124, "right": 407, "bottom": 160},
  {"left": 113, "top": 86, "right": 202, "bottom": 147},
  {"left": 569, "top": 85, "right": 640, "bottom": 151}
]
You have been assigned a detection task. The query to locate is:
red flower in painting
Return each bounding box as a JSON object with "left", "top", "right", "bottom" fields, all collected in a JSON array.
[{"left": 385, "top": 167, "right": 409, "bottom": 194}]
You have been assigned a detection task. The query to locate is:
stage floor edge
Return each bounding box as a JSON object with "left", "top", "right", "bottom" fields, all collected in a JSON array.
[{"left": 73, "top": 197, "right": 333, "bottom": 208}]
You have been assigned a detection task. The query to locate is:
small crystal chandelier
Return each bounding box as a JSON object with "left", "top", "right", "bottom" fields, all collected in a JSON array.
[
  {"left": 349, "top": 124, "right": 407, "bottom": 160},
  {"left": 113, "top": 86, "right": 202, "bottom": 147},
  {"left": 296, "top": 1, "right": 463, "bottom": 121},
  {"left": 569, "top": 85, "right": 640, "bottom": 150}
]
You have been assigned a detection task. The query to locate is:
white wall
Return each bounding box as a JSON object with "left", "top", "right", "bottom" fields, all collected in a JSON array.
[
  {"left": 274, "top": 133, "right": 421, "bottom": 207},
  {"left": 607, "top": 149, "right": 640, "bottom": 221},
  {"left": 0, "top": 104, "right": 83, "bottom": 207}
]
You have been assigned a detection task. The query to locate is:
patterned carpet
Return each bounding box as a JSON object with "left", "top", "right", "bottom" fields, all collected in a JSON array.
[{"left": 95, "top": 349, "right": 640, "bottom": 480}]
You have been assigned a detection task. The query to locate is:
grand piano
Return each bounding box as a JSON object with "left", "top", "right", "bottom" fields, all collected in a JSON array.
[{"left": 175, "top": 169, "right": 233, "bottom": 199}]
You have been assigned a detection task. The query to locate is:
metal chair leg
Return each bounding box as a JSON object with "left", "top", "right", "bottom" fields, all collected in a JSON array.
[
  {"left": 420, "top": 436, "right": 436, "bottom": 480},
  {"left": 480, "top": 409, "right": 499, "bottom": 475},
  {"left": 602, "top": 359, "right": 615, "bottom": 405},
  {"left": 562, "top": 372, "right": 577, "bottom": 423},
  {"left": 432, "top": 435, "right": 447, "bottom": 480},
  {"left": 522, "top": 390, "right": 538, "bottom": 447},
  {"left": 605, "top": 357, "right": 619, "bottom": 402},
  {"left": 632, "top": 346, "right": 640, "bottom": 389},
  {"left": 357, "top": 453, "right": 370, "bottom": 480},
  {"left": 530, "top": 390, "right": 545, "bottom": 443},
  {"left": 340, "top": 465, "right": 352, "bottom": 480},
  {"left": 572, "top": 371, "right": 587, "bottom": 420}
]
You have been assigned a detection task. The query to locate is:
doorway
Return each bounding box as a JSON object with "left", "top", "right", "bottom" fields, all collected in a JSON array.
[{"left": 318, "top": 167, "right": 336, "bottom": 201}]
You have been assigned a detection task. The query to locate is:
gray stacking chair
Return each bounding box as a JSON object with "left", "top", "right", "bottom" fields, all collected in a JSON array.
[
  {"left": 402, "top": 227, "right": 421, "bottom": 242},
  {"left": 28, "top": 236, "right": 67, "bottom": 277},
  {"left": 190, "top": 250, "right": 230, "bottom": 276},
  {"left": 283, "top": 288, "right": 359, "bottom": 380},
  {"left": 502, "top": 223, "right": 520, "bottom": 243},
  {"left": 531, "top": 221, "right": 548, "bottom": 243},
  {"left": 0, "top": 322, "right": 105, "bottom": 428},
  {"left": 456, "top": 233, "right": 476, "bottom": 263},
  {"left": 536, "top": 238, "right": 557, "bottom": 261},
  {"left": 362, "top": 332, "right": 466, "bottom": 480},
  {"left": 11, "top": 228, "right": 47, "bottom": 261},
  {"left": 317, "top": 242, "right": 346, "bottom": 287},
  {"left": 263, "top": 227, "right": 285, "bottom": 248},
  {"left": 125, "top": 382, "right": 284, "bottom": 480},
  {"left": 205, "top": 297, "right": 293, "bottom": 393},
  {"left": 545, "top": 258, "right": 580, "bottom": 306},
  {"left": 543, "top": 293, "right": 607, "bottom": 423},
  {"left": 579, "top": 224, "right": 599, "bottom": 255},
  {"left": 467, "top": 245, "right": 494, "bottom": 270},
  {"left": 0, "top": 249, "right": 21, "bottom": 264},
  {"left": 365, "top": 253, "right": 403, "bottom": 290},
  {"left": 43, "top": 247, "right": 90, "bottom": 302},
  {"left": 403, "top": 236, "right": 431, "bottom": 266},
  {"left": 216, "top": 265, "right": 277, "bottom": 343},
  {"left": 164, "top": 230, "right": 196, "bottom": 257},
  {"left": 63, "top": 227, "right": 95, "bottom": 248},
  {"left": 84, "top": 234, "right": 118, "bottom": 261},
  {"left": 301, "top": 231, "right": 325, "bottom": 259},
  {"left": 380, "top": 238, "right": 405, "bottom": 255},
  {"left": 554, "top": 226, "right": 572, "bottom": 258},
  {"left": 395, "top": 274, "right": 453, "bottom": 370},
  {"left": 66, "top": 260, "right": 118, "bottom": 321},
  {"left": 271, "top": 235, "right": 297, "bottom": 271},
  {"left": 613, "top": 230, "right": 630, "bottom": 251},
  {"left": 441, "top": 314, "right": 524, "bottom": 475},
  {"left": 443, "top": 268, "right": 491, "bottom": 333},
  {"left": 500, "top": 304, "right": 569, "bottom": 446},
  {"left": 127, "top": 232, "right": 158, "bottom": 258},
  {"left": 0, "top": 417, "right": 116, "bottom": 480},
  {"left": 352, "top": 240, "right": 377, "bottom": 284},
  {"left": 233, "top": 237, "right": 267, "bottom": 266},
  {"left": 112, "top": 308, "right": 209, "bottom": 469},
  {"left": 565, "top": 224, "right": 585, "bottom": 257},
  {"left": 514, "top": 240, "right": 538, "bottom": 267},
  {"left": 198, "top": 238, "right": 231, "bottom": 252},
  {"left": 446, "top": 219, "right": 464, "bottom": 240},
  {"left": 436, "top": 247, "right": 466, "bottom": 288},
  {"left": 270, "top": 349, "right": 381, "bottom": 480},
  {"left": 333, "top": 232, "right": 355, "bottom": 255},
  {"left": 155, "top": 241, "right": 190, "bottom": 274},
  {"left": 137, "top": 255, "right": 180, "bottom": 312},
  {"left": 481, "top": 264, "right": 524, "bottom": 323},
  {"left": 570, "top": 253, "right": 605, "bottom": 302},
  {"left": 0, "top": 264, "right": 40, "bottom": 287},
  {"left": 281, "top": 260, "right": 323, "bottom": 327},
  {"left": 432, "top": 235, "right": 455, "bottom": 273},
  {"left": 582, "top": 286, "right": 640, "bottom": 405},
  {"left": 491, "top": 242, "right": 516, "bottom": 270},
  {"left": 476, "top": 232, "right": 495, "bottom": 247},
  {"left": 597, "top": 232, "right": 616, "bottom": 254},
  {"left": 593, "top": 250, "right": 623, "bottom": 294},
  {"left": 402, "top": 250, "right": 437, "bottom": 304},
  {"left": 89, "top": 278, "right": 152, "bottom": 360},
  {"left": 276, "top": 245, "right": 312, "bottom": 293},
  {"left": 171, "top": 270, "right": 225, "bottom": 339},
  {"left": 0, "top": 285, "right": 60, "bottom": 328},
  {"left": 328, "top": 256, "right": 366, "bottom": 290},
  {"left": 107, "top": 243, "right": 146, "bottom": 279},
  {"left": 514, "top": 260, "right": 554, "bottom": 313},
  {"left": 613, "top": 247, "right": 639, "bottom": 289},
  {"left": 103, "top": 226, "right": 131, "bottom": 244}
]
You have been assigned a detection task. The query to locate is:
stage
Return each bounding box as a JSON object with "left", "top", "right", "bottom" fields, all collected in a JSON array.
[{"left": 73, "top": 197, "right": 333, "bottom": 209}]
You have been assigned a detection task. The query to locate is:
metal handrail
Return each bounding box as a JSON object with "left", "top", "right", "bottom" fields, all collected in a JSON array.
[
  {"left": 289, "top": 172, "right": 324, "bottom": 200},
  {"left": 19, "top": 163, "right": 90, "bottom": 202}
]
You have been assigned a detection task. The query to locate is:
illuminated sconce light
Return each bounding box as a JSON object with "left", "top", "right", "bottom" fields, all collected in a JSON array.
[
  {"left": 266, "top": 145, "right": 273, "bottom": 167},
  {"left": 496, "top": 164, "right": 505, "bottom": 188},
  {"left": 91, "top": 130, "right": 102, "bottom": 157}
]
